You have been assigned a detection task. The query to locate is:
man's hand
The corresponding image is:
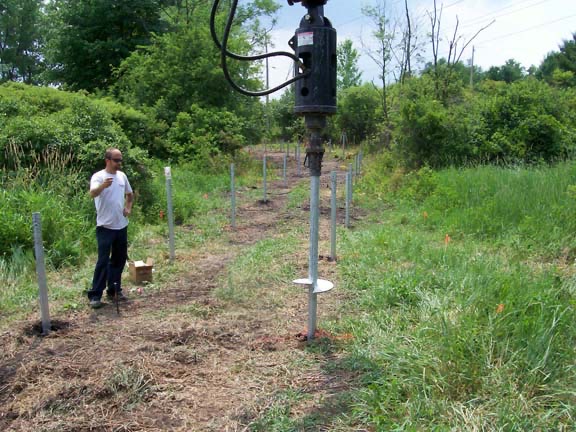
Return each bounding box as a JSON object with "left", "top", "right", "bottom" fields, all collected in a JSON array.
[
  {"left": 124, "top": 192, "right": 134, "bottom": 217},
  {"left": 102, "top": 177, "right": 114, "bottom": 189},
  {"left": 90, "top": 177, "right": 113, "bottom": 198}
]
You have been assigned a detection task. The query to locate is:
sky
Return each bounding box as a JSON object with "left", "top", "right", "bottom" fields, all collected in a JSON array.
[{"left": 262, "top": 0, "right": 576, "bottom": 94}]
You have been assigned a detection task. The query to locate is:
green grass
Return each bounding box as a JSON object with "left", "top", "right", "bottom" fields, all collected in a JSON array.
[
  {"left": 286, "top": 182, "right": 309, "bottom": 210},
  {"left": 3, "top": 146, "right": 576, "bottom": 430},
  {"left": 208, "top": 158, "right": 576, "bottom": 430},
  {"left": 421, "top": 163, "right": 576, "bottom": 259},
  {"left": 0, "top": 153, "right": 261, "bottom": 324},
  {"left": 215, "top": 233, "right": 302, "bottom": 305},
  {"left": 328, "top": 160, "right": 576, "bottom": 430},
  {"left": 247, "top": 389, "right": 310, "bottom": 431}
]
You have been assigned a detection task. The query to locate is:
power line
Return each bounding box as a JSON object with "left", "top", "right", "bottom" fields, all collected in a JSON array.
[
  {"left": 445, "top": 0, "right": 466, "bottom": 9},
  {"left": 461, "top": 0, "right": 545, "bottom": 25},
  {"left": 338, "top": 15, "right": 363, "bottom": 28},
  {"left": 459, "top": 0, "right": 555, "bottom": 29},
  {"left": 338, "top": 0, "right": 405, "bottom": 28},
  {"left": 475, "top": 12, "right": 576, "bottom": 45}
]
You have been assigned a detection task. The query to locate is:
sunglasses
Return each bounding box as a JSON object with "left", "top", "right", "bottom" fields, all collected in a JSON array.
[{"left": 108, "top": 158, "right": 123, "bottom": 163}]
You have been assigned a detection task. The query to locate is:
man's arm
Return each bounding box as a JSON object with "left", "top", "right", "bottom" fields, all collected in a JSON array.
[
  {"left": 90, "top": 177, "right": 113, "bottom": 198},
  {"left": 123, "top": 192, "right": 134, "bottom": 216}
]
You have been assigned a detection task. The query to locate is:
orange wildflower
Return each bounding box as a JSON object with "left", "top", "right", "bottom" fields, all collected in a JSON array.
[
  {"left": 496, "top": 304, "right": 505, "bottom": 314},
  {"left": 444, "top": 233, "right": 451, "bottom": 245}
]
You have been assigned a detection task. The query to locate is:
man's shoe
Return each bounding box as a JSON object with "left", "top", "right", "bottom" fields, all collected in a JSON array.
[
  {"left": 107, "top": 292, "right": 128, "bottom": 302},
  {"left": 89, "top": 299, "right": 103, "bottom": 309}
]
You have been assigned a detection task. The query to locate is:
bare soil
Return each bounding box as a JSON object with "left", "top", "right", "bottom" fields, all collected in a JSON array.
[{"left": 0, "top": 149, "right": 365, "bottom": 432}]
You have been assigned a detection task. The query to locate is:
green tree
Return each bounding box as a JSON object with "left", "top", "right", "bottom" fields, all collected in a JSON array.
[
  {"left": 486, "top": 59, "right": 525, "bottom": 83},
  {"left": 538, "top": 33, "right": 576, "bottom": 87},
  {"left": 393, "top": 75, "right": 576, "bottom": 167},
  {"left": 268, "top": 87, "right": 304, "bottom": 142},
  {"left": 421, "top": 58, "right": 466, "bottom": 102},
  {"left": 167, "top": 104, "right": 246, "bottom": 159},
  {"left": 337, "top": 39, "right": 362, "bottom": 91},
  {"left": 362, "top": 1, "right": 394, "bottom": 128},
  {"left": 43, "top": 0, "right": 166, "bottom": 91},
  {"left": 0, "top": 0, "right": 43, "bottom": 83},
  {"left": 113, "top": 1, "right": 276, "bottom": 154},
  {"left": 337, "top": 84, "right": 381, "bottom": 143}
]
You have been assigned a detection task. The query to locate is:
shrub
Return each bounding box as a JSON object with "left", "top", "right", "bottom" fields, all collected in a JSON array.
[
  {"left": 393, "top": 77, "right": 576, "bottom": 167},
  {"left": 166, "top": 104, "right": 245, "bottom": 160},
  {"left": 0, "top": 168, "right": 93, "bottom": 268},
  {"left": 0, "top": 82, "right": 157, "bottom": 215}
]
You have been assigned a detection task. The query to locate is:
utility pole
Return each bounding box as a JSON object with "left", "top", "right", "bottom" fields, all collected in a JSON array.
[
  {"left": 470, "top": 45, "right": 475, "bottom": 89},
  {"left": 265, "top": 34, "right": 270, "bottom": 153}
]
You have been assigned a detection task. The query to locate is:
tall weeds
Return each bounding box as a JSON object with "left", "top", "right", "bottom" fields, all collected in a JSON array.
[
  {"left": 338, "top": 161, "right": 576, "bottom": 429},
  {"left": 0, "top": 140, "right": 93, "bottom": 273}
]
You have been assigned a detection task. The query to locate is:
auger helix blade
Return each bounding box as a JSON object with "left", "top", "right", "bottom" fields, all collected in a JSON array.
[{"left": 293, "top": 278, "right": 334, "bottom": 294}]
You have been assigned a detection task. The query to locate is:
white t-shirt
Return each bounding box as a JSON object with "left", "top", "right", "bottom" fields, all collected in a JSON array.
[{"left": 90, "top": 169, "right": 133, "bottom": 229}]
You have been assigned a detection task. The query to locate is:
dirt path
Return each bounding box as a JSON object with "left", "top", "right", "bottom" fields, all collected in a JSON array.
[{"left": 0, "top": 149, "right": 362, "bottom": 431}]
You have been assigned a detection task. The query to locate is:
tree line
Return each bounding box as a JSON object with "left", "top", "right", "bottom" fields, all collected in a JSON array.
[
  {"left": 1, "top": 0, "right": 575, "bottom": 169},
  {"left": 1, "top": 0, "right": 279, "bottom": 162},
  {"left": 267, "top": 0, "right": 576, "bottom": 167}
]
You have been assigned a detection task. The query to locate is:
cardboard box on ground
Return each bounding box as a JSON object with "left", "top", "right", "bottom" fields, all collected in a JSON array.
[{"left": 129, "top": 258, "right": 154, "bottom": 284}]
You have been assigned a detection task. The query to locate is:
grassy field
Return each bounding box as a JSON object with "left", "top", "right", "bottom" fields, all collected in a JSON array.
[
  {"left": 1, "top": 149, "right": 575, "bottom": 430},
  {"left": 346, "top": 161, "right": 576, "bottom": 429},
  {"left": 226, "top": 157, "right": 576, "bottom": 430}
]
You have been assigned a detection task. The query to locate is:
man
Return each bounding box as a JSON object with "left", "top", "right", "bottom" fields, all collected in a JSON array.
[{"left": 87, "top": 148, "right": 134, "bottom": 308}]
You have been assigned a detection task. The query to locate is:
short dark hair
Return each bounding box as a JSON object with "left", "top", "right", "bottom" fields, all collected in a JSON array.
[{"left": 105, "top": 148, "right": 119, "bottom": 160}]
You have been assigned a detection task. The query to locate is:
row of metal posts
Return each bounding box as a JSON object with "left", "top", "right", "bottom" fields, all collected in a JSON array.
[
  {"left": 229, "top": 150, "right": 363, "bottom": 256},
  {"left": 30, "top": 149, "right": 362, "bottom": 336},
  {"left": 167, "top": 152, "right": 349, "bottom": 260}
]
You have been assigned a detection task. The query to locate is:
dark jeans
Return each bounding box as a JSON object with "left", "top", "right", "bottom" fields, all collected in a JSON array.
[{"left": 88, "top": 226, "right": 128, "bottom": 300}]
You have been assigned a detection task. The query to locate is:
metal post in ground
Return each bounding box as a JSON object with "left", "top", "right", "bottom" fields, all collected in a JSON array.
[
  {"left": 306, "top": 119, "right": 321, "bottom": 340},
  {"left": 164, "top": 167, "right": 175, "bottom": 262},
  {"left": 283, "top": 154, "right": 287, "bottom": 187},
  {"left": 32, "top": 212, "right": 51, "bottom": 335},
  {"left": 345, "top": 171, "right": 350, "bottom": 228},
  {"left": 348, "top": 163, "right": 354, "bottom": 200},
  {"left": 293, "top": 115, "right": 334, "bottom": 341},
  {"left": 262, "top": 155, "right": 268, "bottom": 202},
  {"left": 230, "top": 163, "right": 236, "bottom": 228},
  {"left": 308, "top": 172, "right": 320, "bottom": 338},
  {"left": 330, "top": 171, "right": 337, "bottom": 261},
  {"left": 297, "top": 142, "right": 301, "bottom": 176}
]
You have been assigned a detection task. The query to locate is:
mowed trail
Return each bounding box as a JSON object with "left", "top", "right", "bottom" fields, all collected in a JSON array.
[{"left": 0, "top": 148, "right": 361, "bottom": 431}]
